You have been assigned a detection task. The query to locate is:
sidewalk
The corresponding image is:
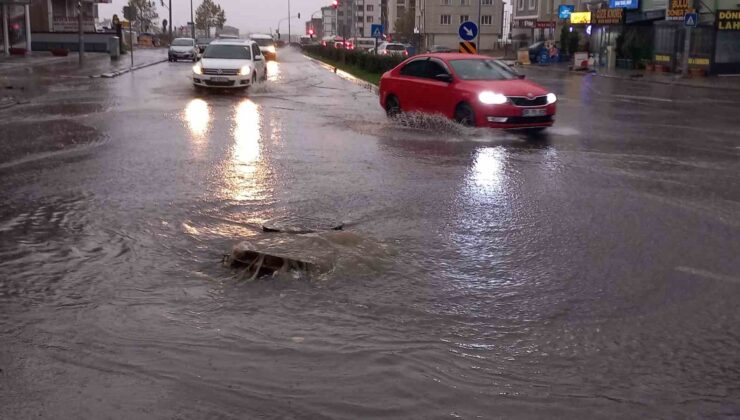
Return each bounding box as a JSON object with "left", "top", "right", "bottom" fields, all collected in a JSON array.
[
  {"left": 522, "top": 61, "right": 740, "bottom": 91},
  {"left": 1, "top": 48, "right": 168, "bottom": 109},
  {"left": 0, "top": 48, "right": 168, "bottom": 79}
]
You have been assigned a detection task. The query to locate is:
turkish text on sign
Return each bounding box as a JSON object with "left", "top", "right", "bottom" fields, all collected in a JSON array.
[
  {"left": 666, "top": 0, "right": 694, "bottom": 21},
  {"left": 593, "top": 8, "right": 624, "bottom": 25},
  {"left": 718, "top": 10, "right": 740, "bottom": 30}
]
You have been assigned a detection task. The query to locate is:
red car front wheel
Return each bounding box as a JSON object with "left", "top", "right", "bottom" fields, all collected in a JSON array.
[
  {"left": 454, "top": 103, "right": 476, "bottom": 127},
  {"left": 385, "top": 95, "right": 401, "bottom": 118}
]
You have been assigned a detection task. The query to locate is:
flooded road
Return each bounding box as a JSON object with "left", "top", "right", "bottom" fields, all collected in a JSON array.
[{"left": 1, "top": 49, "right": 739, "bottom": 419}]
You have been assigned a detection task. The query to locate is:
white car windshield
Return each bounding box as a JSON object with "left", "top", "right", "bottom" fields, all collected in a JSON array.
[
  {"left": 172, "top": 39, "right": 194, "bottom": 46},
  {"left": 386, "top": 44, "right": 405, "bottom": 51},
  {"left": 203, "top": 45, "right": 251, "bottom": 59},
  {"left": 449, "top": 59, "right": 518, "bottom": 81},
  {"left": 252, "top": 39, "right": 274, "bottom": 47}
]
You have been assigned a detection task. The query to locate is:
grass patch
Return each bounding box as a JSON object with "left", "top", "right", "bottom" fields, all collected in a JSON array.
[{"left": 304, "top": 52, "right": 381, "bottom": 85}]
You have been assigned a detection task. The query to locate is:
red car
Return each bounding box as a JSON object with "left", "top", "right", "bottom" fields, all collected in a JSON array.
[{"left": 379, "top": 53, "right": 557, "bottom": 130}]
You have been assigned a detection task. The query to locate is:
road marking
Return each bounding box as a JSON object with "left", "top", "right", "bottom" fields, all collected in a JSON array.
[
  {"left": 612, "top": 94, "right": 674, "bottom": 102},
  {"left": 675, "top": 266, "right": 740, "bottom": 284}
]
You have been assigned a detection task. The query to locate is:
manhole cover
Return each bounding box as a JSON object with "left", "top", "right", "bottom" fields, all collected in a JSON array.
[{"left": 262, "top": 216, "right": 343, "bottom": 234}]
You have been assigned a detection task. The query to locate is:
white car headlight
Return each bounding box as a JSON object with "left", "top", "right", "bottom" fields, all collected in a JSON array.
[
  {"left": 239, "top": 65, "right": 251, "bottom": 76},
  {"left": 478, "top": 91, "right": 508, "bottom": 105},
  {"left": 266, "top": 46, "right": 276, "bottom": 54},
  {"left": 192, "top": 63, "right": 203, "bottom": 75},
  {"left": 546, "top": 93, "right": 557, "bottom": 104}
]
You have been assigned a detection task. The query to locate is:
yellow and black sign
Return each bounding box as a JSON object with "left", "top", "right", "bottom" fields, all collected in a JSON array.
[
  {"left": 718, "top": 10, "right": 740, "bottom": 31},
  {"left": 593, "top": 8, "right": 624, "bottom": 25},
  {"left": 459, "top": 41, "right": 477, "bottom": 54},
  {"left": 666, "top": 0, "right": 694, "bottom": 21},
  {"left": 569, "top": 12, "right": 592, "bottom": 25}
]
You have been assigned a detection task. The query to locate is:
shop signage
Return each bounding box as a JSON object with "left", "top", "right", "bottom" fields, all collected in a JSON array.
[
  {"left": 558, "top": 5, "right": 575, "bottom": 19},
  {"left": 52, "top": 16, "right": 95, "bottom": 32},
  {"left": 609, "top": 0, "right": 639, "bottom": 9},
  {"left": 654, "top": 54, "right": 671, "bottom": 62},
  {"left": 593, "top": 8, "right": 625, "bottom": 25},
  {"left": 569, "top": 12, "right": 592, "bottom": 24},
  {"left": 512, "top": 19, "right": 538, "bottom": 28},
  {"left": 666, "top": 0, "right": 694, "bottom": 21},
  {"left": 535, "top": 21, "right": 557, "bottom": 28},
  {"left": 688, "top": 57, "right": 710, "bottom": 66},
  {"left": 717, "top": 10, "right": 740, "bottom": 30}
]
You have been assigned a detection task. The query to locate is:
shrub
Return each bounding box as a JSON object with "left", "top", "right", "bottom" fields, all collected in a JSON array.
[{"left": 304, "top": 45, "right": 404, "bottom": 76}]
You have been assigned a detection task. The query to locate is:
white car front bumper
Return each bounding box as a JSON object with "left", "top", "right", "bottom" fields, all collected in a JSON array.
[{"left": 192, "top": 73, "right": 252, "bottom": 89}]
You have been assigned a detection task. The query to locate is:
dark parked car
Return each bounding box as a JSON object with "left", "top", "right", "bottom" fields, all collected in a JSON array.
[{"left": 428, "top": 45, "right": 455, "bottom": 53}]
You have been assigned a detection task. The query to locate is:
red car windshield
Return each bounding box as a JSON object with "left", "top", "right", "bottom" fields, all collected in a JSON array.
[{"left": 449, "top": 59, "right": 518, "bottom": 81}]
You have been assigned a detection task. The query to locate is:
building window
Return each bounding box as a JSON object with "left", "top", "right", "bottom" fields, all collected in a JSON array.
[
  {"left": 440, "top": 0, "right": 451, "bottom": 5},
  {"left": 367, "top": 16, "right": 373, "bottom": 22},
  {"left": 440, "top": 14, "right": 451, "bottom": 25},
  {"left": 528, "top": 0, "right": 535, "bottom": 9},
  {"left": 367, "top": 5, "right": 374, "bottom": 11},
  {"left": 482, "top": 15, "right": 492, "bottom": 25},
  {"left": 461, "top": 0, "right": 470, "bottom": 5},
  {"left": 518, "top": 0, "right": 524, "bottom": 10},
  {"left": 460, "top": 15, "right": 469, "bottom": 24},
  {"left": 357, "top": 16, "right": 363, "bottom": 22},
  {"left": 482, "top": 0, "right": 493, "bottom": 4}
]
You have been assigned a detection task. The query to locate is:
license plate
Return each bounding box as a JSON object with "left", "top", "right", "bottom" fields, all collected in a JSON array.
[
  {"left": 211, "top": 77, "right": 229, "bottom": 82},
  {"left": 522, "top": 108, "right": 547, "bottom": 117}
]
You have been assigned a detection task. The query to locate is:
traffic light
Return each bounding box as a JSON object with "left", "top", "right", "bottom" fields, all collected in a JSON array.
[{"left": 308, "top": 28, "right": 314, "bottom": 38}]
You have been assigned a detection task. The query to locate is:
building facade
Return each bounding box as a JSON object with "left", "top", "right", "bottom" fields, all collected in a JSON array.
[
  {"left": 321, "top": 6, "right": 337, "bottom": 37},
  {"left": 336, "top": 0, "right": 382, "bottom": 39},
  {"left": 416, "top": 0, "right": 505, "bottom": 50}
]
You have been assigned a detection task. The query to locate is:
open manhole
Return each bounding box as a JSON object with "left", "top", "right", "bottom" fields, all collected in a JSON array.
[{"left": 262, "top": 216, "right": 343, "bottom": 234}]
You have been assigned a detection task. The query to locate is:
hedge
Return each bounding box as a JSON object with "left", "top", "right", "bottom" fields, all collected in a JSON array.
[{"left": 303, "top": 45, "right": 406, "bottom": 75}]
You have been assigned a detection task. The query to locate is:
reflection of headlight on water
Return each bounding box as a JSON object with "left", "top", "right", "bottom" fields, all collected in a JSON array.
[
  {"left": 184, "top": 99, "right": 210, "bottom": 137},
  {"left": 233, "top": 99, "right": 261, "bottom": 165}
]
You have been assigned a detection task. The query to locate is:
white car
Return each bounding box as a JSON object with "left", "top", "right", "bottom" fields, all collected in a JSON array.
[
  {"left": 376, "top": 42, "right": 408, "bottom": 57},
  {"left": 249, "top": 33, "right": 277, "bottom": 61},
  {"left": 169, "top": 38, "right": 198, "bottom": 62},
  {"left": 192, "top": 39, "right": 267, "bottom": 90}
]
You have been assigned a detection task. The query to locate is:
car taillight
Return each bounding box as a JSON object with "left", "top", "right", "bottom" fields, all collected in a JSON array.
[{"left": 403, "top": 50, "right": 408, "bottom": 56}]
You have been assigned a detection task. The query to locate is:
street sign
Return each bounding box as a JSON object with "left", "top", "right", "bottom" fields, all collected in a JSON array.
[
  {"left": 684, "top": 12, "right": 698, "bottom": 27},
  {"left": 371, "top": 24, "right": 384, "bottom": 38},
  {"left": 459, "top": 41, "right": 477, "bottom": 54},
  {"left": 458, "top": 21, "right": 478, "bottom": 41}
]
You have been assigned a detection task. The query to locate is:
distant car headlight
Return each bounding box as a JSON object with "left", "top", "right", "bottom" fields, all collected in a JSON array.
[
  {"left": 239, "top": 65, "right": 251, "bottom": 76},
  {"left": 192, "top": 63, "right": 203, "bottom": 75},
  {"left": 478, "top": 91, "right": 508, "bottom": 105},
  {"left": 546, "top": 93, "right": 557, "bottom": 104}
]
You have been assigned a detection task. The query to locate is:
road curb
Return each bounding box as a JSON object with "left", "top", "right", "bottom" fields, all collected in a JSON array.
[
  {"left": 99, "top": 58, "right": 168, "bottom": 79},
  {"left": 302, "top": 54, "right": 379, "bottom": 95},
  {"left": 0, "top": 96, "right": 16, "bottom": 110},
  {"left": 522, "top": 64, "right": 740, "bottom": 92}
]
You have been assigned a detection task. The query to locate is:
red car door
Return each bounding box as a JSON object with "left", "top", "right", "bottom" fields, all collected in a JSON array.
[
  {"left": 395, "top": 58, "right": 429, "bottom": 113},
  {"left": 415, "top": 58, "right": 457, "bottom": 118}
]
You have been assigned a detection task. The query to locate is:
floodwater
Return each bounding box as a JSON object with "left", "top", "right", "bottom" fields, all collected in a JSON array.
[{"left": 1, "top": 49, "right": 739, "bottom": 419}]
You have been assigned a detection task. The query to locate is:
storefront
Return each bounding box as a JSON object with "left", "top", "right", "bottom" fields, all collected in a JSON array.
[
  {"left": 714, "top": 10, "right": 740, "bottom": 74},
  {"left": 1, "top": 0, "right": 32, "bottom": 55}
]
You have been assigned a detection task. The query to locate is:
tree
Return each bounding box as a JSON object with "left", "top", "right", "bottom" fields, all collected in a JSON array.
[
  {"left": 125, "top": 0, "right": 159, "bottom": 33},
  {"left": 392, "top": 8, "right": 414, "bottom": 43},
  {"left": 195, "top": 0, "right": 226, "bottom": 37}
]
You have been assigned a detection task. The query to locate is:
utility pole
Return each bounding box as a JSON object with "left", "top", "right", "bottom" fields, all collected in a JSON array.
[
  {"left": 681, "top": 25, "right": 691, "bottom": 77},
  {"left": 477, "top": 0, "right": 482, "bottom": 49},
  {"left": 77, "top": 1, "right": 84, "bottom": 67},
  {"left": 190, "top": 0, "right": 195, "bottom": 39},
  {"left": 169, "top": 0, "right": 172, "bottom": 42},
  {"left": 288, "top": 0, "right": 291, "bottom": 44}
]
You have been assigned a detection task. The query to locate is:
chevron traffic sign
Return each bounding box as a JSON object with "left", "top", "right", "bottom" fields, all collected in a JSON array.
[{"left": 459, "top": 41, "right": 477, "bottom": 54}]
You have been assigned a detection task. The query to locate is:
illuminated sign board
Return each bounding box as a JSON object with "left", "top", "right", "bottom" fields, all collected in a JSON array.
[
  {"left": 666, "top": 0, "right": 694, "bottom": 21},
  {"left": 570, "top": 12, "right": 592, "bottom": 24},
  {"left": 609, "top": 0, "right": 639, "bottom": 9},
  {"left": 718, "top": 10, "right": 740, "bottom": 30},
  {"left": 593, "top": 8, "right": 625, "bottom": 25},
  {"left": 558, "top": 5, "right": 575, "bottom": 19}
]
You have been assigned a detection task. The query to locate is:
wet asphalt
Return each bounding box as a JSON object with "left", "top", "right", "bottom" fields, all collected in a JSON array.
[{"left": 1, "top": 48, "right": 739, "bottom": 419}]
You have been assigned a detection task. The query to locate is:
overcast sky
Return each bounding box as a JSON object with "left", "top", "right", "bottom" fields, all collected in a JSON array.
[{"left": 99, "top": 0, "right": 329, "bottom": 34}]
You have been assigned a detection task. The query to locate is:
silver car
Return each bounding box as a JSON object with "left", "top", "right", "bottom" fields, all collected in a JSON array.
[{"left": 169, "top": 38, "right": 198, "bottom": 62}]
